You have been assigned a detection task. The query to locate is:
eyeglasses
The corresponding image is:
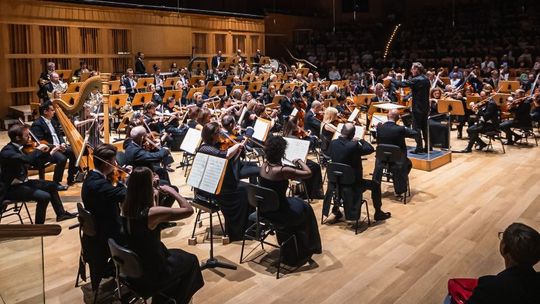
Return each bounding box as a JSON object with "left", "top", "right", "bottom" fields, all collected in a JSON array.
[{"left": 498, "top": 232, "right": 504, "bottom": 240}]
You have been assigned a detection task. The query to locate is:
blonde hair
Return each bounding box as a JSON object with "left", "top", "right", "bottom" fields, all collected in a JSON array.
[{"left": 321, "top": 107, "right": 338, "bottom": 133}]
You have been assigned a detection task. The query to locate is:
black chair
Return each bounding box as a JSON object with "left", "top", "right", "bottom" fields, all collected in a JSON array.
[
  {"left": 375, "top": 144, "right": 411, "bottom": 204},
  {"left": 188, "top": 193, "right": 227, "bottom": 246},
  {"left": 481, "top": 130, "right": 505, "bottom": 154},
  {"left": 0, "top": 200, "right": 33, "bottom": 224},
  {"left": 107, "top": 239, "right": 177, "bottom": 304},
  {"left": 514, "top": 126, "right": 538, "bottom": 146},
  {"left": 70, "top": 203, "right": 112, "bottom": 304},
  {"left": 323, "top": 162, "right": 370, "bottom": 234},
  {"left": 240, "top": 184, "right": 299, "bottom": 279}
]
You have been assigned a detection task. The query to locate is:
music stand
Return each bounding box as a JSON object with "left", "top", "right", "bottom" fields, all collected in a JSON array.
[
  {"left": 131, "top": 92, "right": 152, "bottom": 107},
  {"left": 437, "top": 98, "right": 464, "bottom": 151},
  {"left": 192, "top": 60, "right": 207, "bottom": 71},
  {"left": 188, "top": 76, "right": 204, "bottom": 86},
  {"left": 186, "top": 87, "right": 205, "bottom": 100},
  {"left": 209, "top": 86, "right": 227, "bottom": 97},
  {"left": 498, "top": 80, "right": 520, "bottom": 93},
  {"left": 224, "top": 75, "right": 235, "bottom": 86},
  {"left": 242, "top": 74, "right": 255, "bottom": 83},
  {"left": 206, "top": 81, "right": 216, "bottom": 90},
  {"left": 217, "top": 62, "right": 230, "bottom": 72},
  {"left": 259, "top": 73, "right": 270, "bottom": 83},
  {"left": 297, "top": 68, "right": 309, "bottom": 77},
  {"left": 260, "top": 57, "right": 270, "bottom": 65},
  {"left": 135, "top": 77, "right": 153, "bottom": 91},
  {"left": 163, "top": 90, "right": 182, "bottom": 102},
  {"left": 492, "top": 93, "right": 511, "bottom": 107},
  {"left": 109, "top": 94, "right": 128, "bottom": 109},
  {"left": 281, "top": 83, "right": 296, "bottom": 92},
  {"left": 108, "top": 80, "right": 120, "bottom": 93},
  {"left": 165, "top": 77, "right": 180, "bottom": 88},
  {"left": 248, "top": 82, "right": 262, "bottom": 93},
  {"left": 56, "top": 69, "right": 72, "bottom": 82}
]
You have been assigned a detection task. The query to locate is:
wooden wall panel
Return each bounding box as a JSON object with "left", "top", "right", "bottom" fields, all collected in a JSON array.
[{"left": 0, "top": 0, "right": 265, "bottom": 119}]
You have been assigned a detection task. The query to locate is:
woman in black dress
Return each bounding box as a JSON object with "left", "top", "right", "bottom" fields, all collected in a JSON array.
[
  {"left": 122, "top": 167, "right": 204, "bottom": 304},
  {"left": 259, "top": 135, "right": 322, "bottom": 267}
]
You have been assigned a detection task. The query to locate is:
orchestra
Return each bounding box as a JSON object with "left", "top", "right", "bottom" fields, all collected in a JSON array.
[{"left": 2, "top": 45, "right": 540, "bottom": 303}]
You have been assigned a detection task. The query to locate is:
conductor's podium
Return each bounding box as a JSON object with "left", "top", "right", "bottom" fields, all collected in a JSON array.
[{"left": 407, "top": 147, "right": 452, "bottom": 172}]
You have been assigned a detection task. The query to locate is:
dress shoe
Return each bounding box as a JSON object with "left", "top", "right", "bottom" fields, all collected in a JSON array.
[
  {"left": 374, "top": 211, "right": 391, "bottom": 221},
  {"left": 67, "top": 179, "right": 76, "bottom": 186},
  {"left": 56, "top": 211, "right": 77, "bottom": 222},
  {"left": 411, "top": 148, "right": 424, "bottom": 154},
  {"left": 476, "top": 142, "right": 488, "bottom": 151},
  {"left": 459, "top": 148, "right": 472, "bottom": 153},
  {"left": 56, "top": 184, "right": 69, "bottom": 191}
]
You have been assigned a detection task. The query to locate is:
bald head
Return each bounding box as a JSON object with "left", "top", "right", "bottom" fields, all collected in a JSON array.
[
  {"left": 387, "top": 109, "right": 400, "bottom": 122},
  {"left": 341, "top": 122, "right": 355, "bottom": 140},
  {"left": 130, "top": 126, "right": 147, "bottom": 143}
]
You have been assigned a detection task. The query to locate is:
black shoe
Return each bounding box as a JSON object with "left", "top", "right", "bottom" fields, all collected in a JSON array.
[
  {"left": 457, "top": 133, "right": 462, "bottom": 139},
  {"left": 67, "top": 179, "right": 76, "bottom": 186},
  {"left": 411, "top": 148, "right": 424, "bottom": 154},
  {"left": 56, "top": 184, "right": 69, "bottom": 191},
  {"left": 56, "top": 211, "right": 77, "bottom": 222},
  {"left": 476, "top": 142, "right": 488, "bottom": 151},
  {"left": 459, "top": 148, "right": 472, "bottom": 153},
  {"left": 374, "top": 211, "right": 391, "bottom": 221},
  {"left": 332, "top": 209, "right": 343, "bottom": 221}
]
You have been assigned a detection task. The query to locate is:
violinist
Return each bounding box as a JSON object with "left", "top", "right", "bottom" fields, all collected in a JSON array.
[
  {"left": 335, "top": 95, "right": 351, "bottom": 115},
  {"left": 371, "top": 83, "right": 391, "bottom": 103},
  {"left": 143, "top": 102, "right": 164, "bottom": 134},
  {"left": 457, "top": 86, "right": 476, "bottom": 139},
  {"left": 195, "top": 108, "right": 212, "bottom": 130},
  {"left": 320, "top": 106, "right": 339, "bottom": 156},
  {"left": 305, "top": 100, "right": 323, "bottom": 137},
  {"left": 0, "top": 124, "right": 76, "bottom": 224},
  {"left": 221, "top": 114, "right": 260, "bottom": 181},
  {"left": 280, "top": 88, "right": 295, "bottom": 122},
  {"left": 161, "top": 97, "right": 189, "bottom": 146},
  {"left": 241, "top": 99, "right": 259, "bottom": 129},
  {"left": 460, "top": 89, "right": 500, "bottom": 153},
  {"left": 152, "top": 65, "right": 164, "bottom": 96},
  {"left": 197, "top": 122, "right": 251, "bottom": 241},
  {"left": 124, "top": 126, "right": 174, "bottom": 183},
  {"left": 81, "top": 144, "right": 128, "bottom": 284},
  {"left": 262, "top": 85, "right": 277, "bottom": 105},
  {"left": 219, "top": 96, "right": 242, "bottom": 118},
  {"left": 31, "top": 101, "right": 78, "bottom": 190},
  {"left": 282, "top": 117, "right": 324, "bottom": 199},
  {"left": 147, "top": 83, "right": 162, "bottom": 105},
  {"left": 500, "top": 89, "right": 532, "bottom": 145}
]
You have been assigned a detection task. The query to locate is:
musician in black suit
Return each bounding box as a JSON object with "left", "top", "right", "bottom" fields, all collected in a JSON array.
[
  {"left": 467, "top": 222, "right": 540, "bottom": 304},
  {"left": 280, "top": 89, "right": 294, "bottom": 122},
  {"left": 211, "top": 50, "right": 224, "bottom": 69},
  {"left": 81, "top": 144, "right": 127, "bottom": 286},
  {"left": 31, "top": 101, "right": 78, "bottom": 189},
  {"left": 305, "top": 100, "right": 322, "bottom": 136},
  {"left": 323, "top": 123, "right": 391, "bottom": 222},
  {"left": 500, "top": 90, "right": 532, "bottom": 145},
  {"left": 123, "top": 126, "right": 173, "bottom": 183},
  {"left": 0, "top": 124, "right": 76, "bottom": 223},
  {"left": 135, "top": 52, "right": 146, "bottom": 75},
  {"left": 122, "top": 68, "right": 137, "bottom": 97},
  {"left": 460, "top": 97, "right": 500, "bottom": 153},
  {"left": 373, "top": 109, "right": 417, "bottom": 196},
  {"left": 390, "top": 62, "right": 431, "bottom": 154}
]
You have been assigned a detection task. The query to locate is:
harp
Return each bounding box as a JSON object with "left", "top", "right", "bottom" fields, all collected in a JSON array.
[{"left": 52, "top": 75, "right": 109, "bottom": 170}]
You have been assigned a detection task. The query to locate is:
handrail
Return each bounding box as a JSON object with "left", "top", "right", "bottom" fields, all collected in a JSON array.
[{"left": 0, "top": 224, "right": 61, "bottom": 239}]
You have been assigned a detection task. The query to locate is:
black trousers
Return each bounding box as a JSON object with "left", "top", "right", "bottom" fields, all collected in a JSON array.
[
  {"left": 412, "top": 112, "right": 429, "bottom": 150},
  {"left": 373, "top": 158, "right": 412, "bottom": 195},
  {"left": 500, "top": 120, "right": 524, "bottom": 141},
  {"left": 323, "top": 178, "right": 383, "bottom": 221},
  {"left": 4, "top": 179, "right": 66, "bottom": 223},
  {"left": 50, "top": 147, "right": 78, "bottom": 184},
  {"left": 466, "top": 122, "right": 496, "bottom": 150}
]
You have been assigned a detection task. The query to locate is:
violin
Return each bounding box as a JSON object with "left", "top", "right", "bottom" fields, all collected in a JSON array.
[
  {"left": 93, "top": 154, "right": 130, "bottom": 186},
  {"left": 218, "top": 128, "right": 239, "bottom": 151},
  {"left": 18, "top": 118, "right": 51, "bottom": 154}
]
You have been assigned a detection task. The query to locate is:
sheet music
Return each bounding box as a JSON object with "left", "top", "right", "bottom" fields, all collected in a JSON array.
[
  {"left": 198, "top": 156, "right": 227, "bottom": 194},
  {"left": 253, "top": 118, "right": 270, "bottom": 142},
  {"left": 332, "top": 123, "right": 366, "bottom": 140},
  {"left": 290, "top": 108, "right": 298, "bottom": 117},
  {"left": 370, "top": 114, "right": 388, "bottom": 128},
  {"left": 186, "top": 153, "right": 209, "bottom": 189},
  {"left": 282, "top": 137, "right": 310, "bottom": 166},
  {"left": 348, "top": 108, "right": 359, "bottom": 122},
  {"left": 180, "top": 128, "right": 202, "bottom": 154}
]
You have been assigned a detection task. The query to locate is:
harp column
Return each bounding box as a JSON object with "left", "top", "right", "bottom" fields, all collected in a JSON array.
[{"left": 102, "top": 76, "right": 110, "bottom": 144}]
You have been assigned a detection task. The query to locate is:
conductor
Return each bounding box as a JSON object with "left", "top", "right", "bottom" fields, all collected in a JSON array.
[{"left": 389, "top": 62, "right": 430, "bottom": 154}]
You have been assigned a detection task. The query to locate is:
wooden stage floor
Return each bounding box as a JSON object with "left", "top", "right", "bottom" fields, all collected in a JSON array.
[{"left": 1, "top": 130, "right": 539, "bottom": 304}]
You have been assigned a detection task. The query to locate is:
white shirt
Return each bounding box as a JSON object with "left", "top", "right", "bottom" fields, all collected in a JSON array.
[{"left": 43, "top": 117, "right": 60, "bottom": 145}]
